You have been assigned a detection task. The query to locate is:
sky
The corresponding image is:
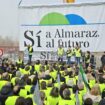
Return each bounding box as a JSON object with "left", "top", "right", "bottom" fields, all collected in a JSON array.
[
  {"left": 0, "top": 0, "right": 104, "bottom": 40},
  {"left": 0, "top": 0, "right": 19, "bottom": 40}
]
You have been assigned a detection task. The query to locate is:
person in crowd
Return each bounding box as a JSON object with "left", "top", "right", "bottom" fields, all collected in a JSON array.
[
  {"left": 90, "top": 55, "right": 96, "bottom": 69},
  {"left": 47, "top": 87, "right": 59, "bottom": 105},
  {"left": 0, "top": 84, "right": 13, "bottom": 105},
  {"left": 27, "top": 44, "right": 33, "bottom": 64},
  {"left": 0, "top": 55, "right": 105, "bottom": 105},
  {"left": 57, "top": 45, "right": 65, "bottom": 63},
  {"left": 98, "top": 99, "right": 105, "bottom": 105},
  {"left": 30, "top": 75, "right": 38, "bottom": 94},
  {"left": 101, "top": 52, "right": 105, "bottom": 67},
  {"left": 15, "top": 97, "right": 26, "bottom": 105},
  {"left": 84, "top": 98, "right": 93, "bottom": 105},
  {"left": 16, "top": 56, "right": 23, "bottom": 69},
  {"left": 58, "top": 88, "right": 75, "bottom": 105},
  {"left": 26, "top": 97, "right": 33, "bottom": 105},
  {"left": 66, "top": 47, "right": 72, "bottom": 65},
  {"left": 85, "top": 51, "right": 91, "bottom": 69},
  {"left": 5, "top": 85, "right": 20, "bottom": 105},
  {"left": 59, "top": 83, "right": 69, "bottom": 99},
  {"left": 74, "top": 44, "right": 82, "bottom": 65},
  {"left": 83, "top": 84, "right": 101, "bottom": 105},
  {"left": 34, "top": 60, "right": 41, "bottom": 73}
]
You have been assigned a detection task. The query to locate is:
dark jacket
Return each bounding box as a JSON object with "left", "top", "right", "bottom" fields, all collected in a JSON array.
[
  {"left": 0, "top": 85, "right": 13, "bottom": 105},
  {"left": 101, "top": 55, "right": 105, "bottom": 65}
]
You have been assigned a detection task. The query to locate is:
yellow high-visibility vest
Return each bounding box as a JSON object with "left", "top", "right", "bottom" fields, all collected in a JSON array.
[
  {"left": 75, "top": 49, "right": 81, "bottom": 57},
  {"left": 11, "top": 77, "right": 18, "bottom": 86},
  {"left": 71, "top": 93, "right": 83, "bottom": 105},
  {"left": 50, "top": 70, "right": 57, "bottom": 80},
  {"left": 57, "top": 48, "right": 64, "bottom": 56},
  {"left": 58, "top": 99, "right": 75, "bottom": 105},
  {"left": 5, "top": 96, "right": 18, "bottom": 105},
  {"left": 85, "top": 54, "right": 90, "bottom": 63},
  {"left": 99, "top": 84, "right": 105, "bottom": 93},
  {"left": 19, "top": 89, "right": 28, "bottom": 98},
  {"left": 16, "top": 59, "right": 22, "bottom": 64},
  {"left": 47, "top": 96, "right": 59, "bottom": 105},
  {"left": 34, "top": 64, "right": 41, "bottom": 73},
  {"left": 29, "top": 46, "right": 33, "bottom": 55},
  {"left": 0, "top": 80, "right": 8, "bottom": 90},
  {"left": 25, "top": 85, "right": 32, "bottom": 93}
]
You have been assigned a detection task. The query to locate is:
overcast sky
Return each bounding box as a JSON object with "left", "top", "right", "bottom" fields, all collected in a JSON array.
[
  {"left": 0, "top": 0, "right": 19, "bottom": 40},
  {"left": 0, "top": 0, "right": 104, "bottom": 40}
]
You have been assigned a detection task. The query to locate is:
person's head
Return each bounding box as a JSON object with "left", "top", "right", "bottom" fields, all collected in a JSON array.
[
  {"left": 78, "top": 83, "right": 84, "bottom": 90},
  {"left": 26, "top": 78, "right": 31, "bottom": 85},
  {"left": 72, "top": 85, "right": 79, "bottom": 94},
  {"left": 26, "top": 98, "right": 33, "bottom": 105},
  {"left": 84, "top": 98, "right": 93, "bottom": 105},
  {"left": 75, "top": 44, "right": 79, "bottom": 49},
  {"left": 40, "top": 66, "right": 45, "bottom": 72},
  {"left": 41, "top": 81, "right": 46, "bottom": 90},
  {"left": 59, "top": 45, "right": 63, "bottom": 49},
  {"left": 16, "top": 71, "right": 21, "bottom": 78},
  {"left": 90, "top": 84, "right": 101, "bottom": 96},
  {"left": 99, "top": 99, "right": 105, "bottom": 105},
  {"left": 13, "top": 86, "right": 20, "bottom": 95},
  {"left": 68, "top": 71, "right": 73, "bottom": 78},
  {"left": 45, "top": 60, "right": 48, "bottom": 65},
  {"left": 15, "top": 97, "right": 26, "bottom": 105},
  {"left": 50, "top": 87, "right": 59, "bottom": 97},
  {"left": 87, "top": 66, "right": 92, "bottom": 73},
  {"left": 62, "top": 88, "right": 70, "bottom": 99},
  {"left": 32, "top": 76, "right": 38, "bottom": 86},
  {"left": 35, "top": 60, "right": 40, "bottom": 65},
  {"left": 87, "top": 51, "right": 90, "bottom": 55},
  {"left": 2, "top": 72, "right": 10, "bottom": 80},
  {"left": 17, "top": 79, "right": 26, "bottom": 87}
]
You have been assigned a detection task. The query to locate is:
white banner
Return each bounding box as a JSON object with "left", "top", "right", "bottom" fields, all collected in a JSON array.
[{"left": 19, "top": 2, "right": 105, "bottom": 52}]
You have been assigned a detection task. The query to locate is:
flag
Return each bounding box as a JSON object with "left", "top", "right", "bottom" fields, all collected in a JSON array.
[
  {"left": 57, "top": 73, "right": 61, "bottom": 88},
  {"left": 33, "top": 80, "right": 42, "bottom": 105},
  {"left": 75, "top": 90, "right": 80, "bottom": 105},
  {"left": 77, "top": 71, "right": 83, "bottom": 85},
  {"left": 79, "top": 64, "right": 90, "bottom": 90},
  {"left": 24, "top": 48, "right": 28, "bottom": 64}
]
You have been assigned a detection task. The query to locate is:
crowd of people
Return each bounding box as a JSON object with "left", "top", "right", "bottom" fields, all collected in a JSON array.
[{"left": 0, "top": 47, "right": 105, "bottom": 105}]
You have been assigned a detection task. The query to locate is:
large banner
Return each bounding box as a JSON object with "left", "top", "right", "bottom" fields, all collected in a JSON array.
[{"left": 19, "top": 2, "right": 105, "bottom": 53}]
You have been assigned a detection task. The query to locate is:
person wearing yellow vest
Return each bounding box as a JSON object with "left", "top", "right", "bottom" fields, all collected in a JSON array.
[
  {"left": 85, "top": 51, "right": 91, "bottom": 69},
  {"left": 66, "top": 47, "right": 72, "bottom": 65},
  {"left": 16, "top": 56, "right": 23, "bottom": 68},
  {"left": 27, "top": 44, "right": 33, "bottom": 64},
  {"left": 47, "top": 87, "right": 59, "bottom": 105},
  {"left": 58, "top": 88, "right": 75, "bottom": 105},
  {"left": 57, "top": 45, "right": 64, "bottom": 63},
  {"left": 74, "top": 45, "right": 82, "bottom": 65}
]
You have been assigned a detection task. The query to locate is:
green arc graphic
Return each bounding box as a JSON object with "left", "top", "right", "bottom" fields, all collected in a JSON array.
[{"left": 39, "top": 12, "right": 69, "bottom": 25}]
